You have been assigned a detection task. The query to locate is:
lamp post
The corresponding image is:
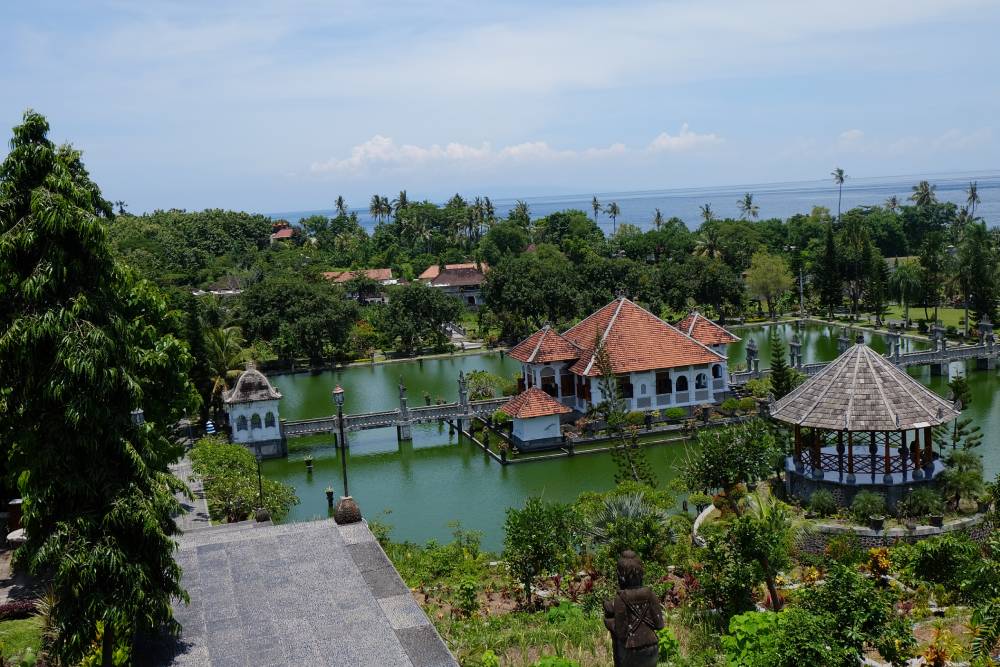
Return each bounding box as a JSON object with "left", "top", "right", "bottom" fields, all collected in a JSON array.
[
  {"left": 332, "top": 385, "right": 361, "bottom": 524},
  {"left": 254, "top": 444, "right": 269, "bottom": 522},
  {"left": 130, "top": 408, "right": 145, "bottom": 427}
]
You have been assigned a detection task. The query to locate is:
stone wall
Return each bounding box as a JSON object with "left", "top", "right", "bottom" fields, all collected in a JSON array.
[
  {"left": 787, "top": 467, "right": 940, "bottom": 513},
  {"left": 796, "top": 513, "right": 992, "bottom": 553}
]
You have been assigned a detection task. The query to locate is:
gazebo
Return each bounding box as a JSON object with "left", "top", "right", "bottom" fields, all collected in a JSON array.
[{"left": 770, "top": 334, "right": 960, "bottom": 509}]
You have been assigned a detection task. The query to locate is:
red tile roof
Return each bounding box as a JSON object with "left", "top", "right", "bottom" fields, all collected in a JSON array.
[
  {"left": 418, "top": 262, "right": 489, "bottom": 281},
  {"left": 500, "top": 388, "right": 573, "bottom": 419},
  {"left": 677, "top": 311, "right": 740, "bottom": 346},
  {"left": 322, "top": 268, "right": 394, "bottom": 283},
  {"left": 562, "top": 298, "right": 724, "bottom": 376},
  {"left": 270, "top": 227, "right": 295, "bottom": 239},
  {"left": 509, "top": 326, "right": 580, "bottom": 363}
]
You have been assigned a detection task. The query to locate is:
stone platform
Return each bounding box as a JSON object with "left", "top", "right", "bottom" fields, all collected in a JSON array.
[{"left": 138, "top": 518, "right": 456, "bottom": 667}]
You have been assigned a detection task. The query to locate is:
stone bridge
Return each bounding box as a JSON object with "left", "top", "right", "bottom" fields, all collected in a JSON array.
[
  {"left": 731, "top": 320, "right": 998, "bottom": 386},
  {"left": 281, "top": 372, "right": 507, "bottom": 444}
]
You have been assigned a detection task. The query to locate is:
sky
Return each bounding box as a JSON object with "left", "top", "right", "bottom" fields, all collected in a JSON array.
[{"left": 2, "top": 0, "right": 998, "bottom": 214}]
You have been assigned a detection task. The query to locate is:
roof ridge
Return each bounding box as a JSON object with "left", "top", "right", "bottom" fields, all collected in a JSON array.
[
  {"left": 647, "top": 306, "right": 727, "bottom": 361},
  {"left": 528, "top": 326, "right": 549, "bottom": 363},
  {"left": 862, "top": 345, "right": 899, "bottom": 428}
]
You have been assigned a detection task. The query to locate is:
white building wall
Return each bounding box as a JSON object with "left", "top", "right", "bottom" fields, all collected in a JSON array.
[
  {"left": 512, "top": 414, "right": 561, "bottom": 442},
  {"left": 226, "top": 399, "right": 281, "bottom": 445}
]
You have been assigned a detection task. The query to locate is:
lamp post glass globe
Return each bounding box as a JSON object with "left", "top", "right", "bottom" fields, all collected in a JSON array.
[
  {"left": 130, "top": 408, "right": 144, "bottom": 426},
  {"left": 333, "top": 385, "right": 345, "bottom": 407}
]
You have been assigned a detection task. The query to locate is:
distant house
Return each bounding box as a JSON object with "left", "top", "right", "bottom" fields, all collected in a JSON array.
[
  {"left": 270, "top": 226, "right": 296, "bottom": 244},
  {"left": 321, "top": 268, "right": 397, "bottom": 304},
  {"left": 418, "top": 262, "right": 489, "bottom": 307}
]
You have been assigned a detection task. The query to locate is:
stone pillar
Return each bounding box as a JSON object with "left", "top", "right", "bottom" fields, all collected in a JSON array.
[
  {"left": 746, "top": 339, "right": 758, "bottom": 376},
  {"left": 457, "top": 371, "right": 470, "bottom": 432},
  {"left": 882, "top": 431, "right": 893, "bottom": 485},
  {"left": 789, "top": 334, "right": 802, "bottom": 369},
  {"left": 923, "top": 426, "right": 935, "bottom": 475},
  {"left": 397, "top": 379, "right": 413, "bottom": 441},
  {"left": 978, "top": 317, "right": 995, "bottom": 370},
  {"left": 886, "top": 327, "right": 901, "bottom": 364}
]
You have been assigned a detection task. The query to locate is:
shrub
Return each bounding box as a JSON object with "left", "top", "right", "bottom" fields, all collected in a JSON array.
[
  {"left": 658, "top": 627, "right": 680, "bottom": 663},
  {"left": 745, "top": 377, "right": 772, "bottom": 398},
  {"left": 531, "top": 658, "right": 579, "bottom": 667},
  {"left": 720, "top": 398, "right": 740, "bottom": 414},
  {"left": 808, "top": 489, "right": 838, "bottom": 517},
  {"left": 545, "top": 602, "right": 584, "bottom": 625},
  {"left": 901, "top": 487, "right": 944, "bottom": 517},
  {"left": 0, "top": 600, "right": 37, "bottom": 621},
  {"left": 479, "top": 651, "right": 500, "bottom": 667},
  {"left": 824, "top": 534, "right": 863, "bottom": 566},
  {"left": 738, "top": 397, "right": 757, "bottom": 413},
  {"left": 849, "top": 491, "right": 886, "bottom": 523},
  {"left": 454, "top": 576, "right": 480, "bottom": 617},
  {"left": 901, "top": 534, "right": 978, "bottom": 589},
  {"left": 625, "top": 411, "right": 646, "bottom": 427},
  {"left": 663, "top": 407, "right": 687, "bottom": 422}
]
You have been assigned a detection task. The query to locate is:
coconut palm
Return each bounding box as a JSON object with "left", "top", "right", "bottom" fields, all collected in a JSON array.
[
  {"left": 699, "top": 203, "right": 714, "bottom": 224},
  {"left": 392, "top": 190, "right": 409, "bottom": 218},
  {"left": 910, "top": 180, "right": 937, "bottom": 207},
  {"left": 652, "top": 208, "right": 664, "bottom": 230},
  {"left": 831, "top": 167, "right": 846, "bottom": 221},
  {"left": 885, "top": 195, "right": 900, "bottom": 212},
  {"left": 889, "top": 260, "right": 923, "bottom": 323},
  {"left": 483, "top": 196, "right": 496, "bottom": 227},
  {"left": 585, "top": 493, "right": 675, "bottom": 562},
  {"left": 693, "top": 226, "right": 723, "bottom": 259},
  {"left": 605, "top": 201, "right": 621, "bottom": 234},
  {"left": 206, "top": 326, "right": 245, "bottom": 416},
  {"left": 591, "top": 195, "right": 601, "bottom": 223},
  {"left": 369, "top": 194, "right": 384, "bottom": 224},
  {"left": 737, "top": 192, "right": 759, "bottom": 220},
  {"left": 334, "top": 195, "right": 348, "bottom": 217},
  {"left": 967, "top": 181, "right": 981, "bottom": 218},
  {"left": 512, "top": 200, "right": 531, "bottom": 225}
]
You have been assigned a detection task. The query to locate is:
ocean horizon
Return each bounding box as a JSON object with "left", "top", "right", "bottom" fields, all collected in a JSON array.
[{"left": 268, "top": 170, "right": 1000, "bottom": 234}]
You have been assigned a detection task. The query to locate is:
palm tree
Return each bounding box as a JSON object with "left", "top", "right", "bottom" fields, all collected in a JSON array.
[
  {"left": 737, "top": 192, "right": 759, "bottom": 220},
  {"left": 889, "top": 260, "right": 922, "bottom": 324},
  {"left": 831, "top": 167, "right": 846, "bottom": 221},
  {"left": 939, "top": 449, "right": 983, "bottom": 510},
  {"left": 693, "top": 226, "right": 723, "bottom": 259},
  {"left": 605, "top": 201, "right": 621, "bottom": 234},
  {"left": 334, "top": 195, "right": 348, "bottom": 217},
  {"left": 910, "top": 180, "right": 937, "bottom": 207},
  {"left": 369, "top": 194, "right": 383, "bottom": 223},
  {"left": 512, "top": 200, "right": 531, "bottom": 225},
  {"left": 652, "top": 208, "right": 664, "bottom": 230},
  {"left": 591, "top": 196, "right": 601, "bottom": 223},
  {"left": 885, "top": 195, "right": 900, "bottom": 212},
  {"left": 967, "top": 181, "right": 981, "bottom": 218},
  {"left": 206, "top": 326, "right": 245, "bottom": 416},
  {"left": 699, "top": 203, "right": 714, "bottom": 224},
  {"left": 392, "top": 190, "right": 409, "bottom": 218},
  {"left": 483, "top": 196, "right": 496, "bottom": 227}
]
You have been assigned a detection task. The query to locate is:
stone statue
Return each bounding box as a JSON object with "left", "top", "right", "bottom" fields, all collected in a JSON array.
[{"left": 603, "top": 551, "right": 664, "bottom": 667}]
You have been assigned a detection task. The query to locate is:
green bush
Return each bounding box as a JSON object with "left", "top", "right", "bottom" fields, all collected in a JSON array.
[
  {"left": 478, "top": 650, "right": 500, "bottom": 667},
  {"left": 530, "top": 658, "right": 579, "bottom": 667},
  {"left": 545, "top": 602, "right": 584, "bottom": 625},
  {"left": 808, "top": 489, "right": 838, "bottom": 517},
  {"left": 849, "top": 491, "right": 886, "bottom": 523},
  {"left": 899, "top": 534, "right": 979, "bottom": 589},
  {"left": 625, "top": 411, "right": 647, "bottom": 427},
  {"left": 663, "top": 407, "right": 687, "bottom": 421},
  {"left": 720, "top": 398, "right": 740, "bottom": 414},
  {"left": 745, "top": 377, "right": 772, "bottom": 398},
  {"left": 823, "top": 534, "right": 863, "bottom": 566},
  {"left": 901, "top": 487, "right": 944, "bottom": 517},
  {"left": 454, "top": 576, "right": 480, "bottom": 617},
  {"left": 738, "top": 397, "right": 757, "bottom": 413},
  {"left": 657, "top": 627, "right": 680, "bottom": 663}
]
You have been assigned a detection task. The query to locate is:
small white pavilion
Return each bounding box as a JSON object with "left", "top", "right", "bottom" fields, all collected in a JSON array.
[{"left": 222, "top": 362, "right": 286, "bottom": 458}]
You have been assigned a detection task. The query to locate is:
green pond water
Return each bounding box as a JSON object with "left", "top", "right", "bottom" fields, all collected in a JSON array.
[{"left": 262, "top": 324, "right": 1000, "bottom": 550}]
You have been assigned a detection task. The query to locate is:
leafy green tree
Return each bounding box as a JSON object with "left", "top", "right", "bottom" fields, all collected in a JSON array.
[
  {"left": 959, "top": 221, "right": 998, "bottom": 325},
  {"left": 502, "top": 498, "right": 575, "bottom": 607},
  {"left": 746, "top": 251, "right": 793, "bottom": 319},
  {"left": 939, "top": 449, "right": 984, "bottom": 508},
  {"left": 910, "top": 180, "right": 937, "bottom": 207},
  {"left": 681, "top": 420, "right": 780, "bottom": 504},
  {"left": 889, "top": 260, "right": 923, "bottom": 323},
  {"left": 815, "top": 222, "right": 842, "bottom": 319},
  {"left": 729, "top": 495, "right": 793, "bottom": 611},
  {"left": 919, "top": 231, "right": 948, "bottom": 321},
  {"left": 382, "top": 281, "right": 463, "bottom": 355},
  {"left": 767, "top": 328, "right": 798, "bottom": 399},
  {"left": 482, "top": 246, "right": 580, "bottom": 340},
  {"left": 189, "top": 437, "right": 299, "bottom": 522},
  {"left": 0, "top": 110, "right": 198, "bottom": 663}
]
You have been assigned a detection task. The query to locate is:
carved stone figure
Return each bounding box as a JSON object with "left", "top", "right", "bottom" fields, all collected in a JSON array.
[{"left": 603, "top": 551, "right": 664, "bottom": 667}]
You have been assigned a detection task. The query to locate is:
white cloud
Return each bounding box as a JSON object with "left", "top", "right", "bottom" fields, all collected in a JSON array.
[
  {"left": 839, "top": 129, "right": 865, "bottom": 143},
  {"left": 646, "top": 124, "right": 723, "bottom": 153},
  {"left": 311, "top": 128, "right": 720, "bottom": 174}
]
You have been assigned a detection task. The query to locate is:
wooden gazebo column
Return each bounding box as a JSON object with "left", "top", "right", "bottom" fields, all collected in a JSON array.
[
  {"left": 812, "top": 429, "right": 822, "bottom": 478},
  {"left": 883, "top": 431, "right": 893, "bottom": 483},
  {"left": 793, "top": 424, "right": 802, "bottom": 467},
  {"left": 846, "top": 431, "right": 855, "bottom": 483},
  {"left": 923, "top": 426, "right": 934, "bottom": 472}
]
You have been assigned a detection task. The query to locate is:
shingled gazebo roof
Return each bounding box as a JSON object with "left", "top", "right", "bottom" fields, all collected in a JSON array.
[
  {"left": 222, "top": 362, "right": 282, "bottom": 404},
  {"left": 770, "top": 339, "right": 959, "bottom": 432}
]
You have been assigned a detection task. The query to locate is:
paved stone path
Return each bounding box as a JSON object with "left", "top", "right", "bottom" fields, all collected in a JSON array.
[
  {"left": 138, "top": 518, "right": 456, "bottom": 666},
  {"left": 171, "top": 459, "right": 211, "bottom": 533}
]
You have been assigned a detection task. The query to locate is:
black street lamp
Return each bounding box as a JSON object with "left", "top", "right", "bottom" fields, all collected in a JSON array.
[
  {"left": 332, "top": 385, "right": 361, "bottom": 524},
  {"left": 254, "top": 444, "right": 269, "bottom": 522}
]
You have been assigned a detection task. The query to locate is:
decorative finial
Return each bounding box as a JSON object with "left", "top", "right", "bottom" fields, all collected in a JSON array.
[
  {"left": 855, "top": 333, "right": 864, "bottom": 344},
  {"left": 245, "top": 360, "right": 256, "bottom": 370}
]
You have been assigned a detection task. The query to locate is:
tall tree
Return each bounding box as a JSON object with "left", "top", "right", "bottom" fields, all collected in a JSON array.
[
  {"left": 967, "top": 180, "right": 981, "bottom": 219},
  {"left": 746, "top": 251, "right": 793, "bottom": 320},
  {"left": 919, "top": 231, "right": 948, "bottom": 321},
  {"left": 205, "top": 326, "right": 245, "bottom": 416},
  {"left": 831, "top": 167, "right": 846, "bottom": 221},
  {"left": 334, "top": 195, "right": 348, "bottom": 217},
  {"left": 815, "top": 222, "right": 842, "bottom": 319},
  {"left": 889, "top": 260, "right": 922, "bottom": 324},
  {"left": 0, "top": 110, "right": 197, "bottom": 663},
  {"left": 737, "top": 192, "right": 759, "bottom": 220},
  {"left": 652, "top": 208, "right": 664, "bottom": 230},
  {"left": 605, "top": 201, "right": 621, "bottom": 234},
  {"left": 910, "top": 180, "right": 937, "bottom": 207},
  {"left": 392, "top": 190, "right": 409, "bottom": 218},
  {"left": 591, "top": 195, "right": 600, "bottom": 223},
  {"left": 700, "top": 203, "right": 715, "bottom": 224},
  {"left": 768, "top": 328, "right": 796, "bottom": 399},
  {"left": 959, "top": 221, "right": 999, "bottom": 326},
  {"left": 369, "top": 194, "right": 382, "bottom": 223},
  {"left": 885, "top": 195, "right": 900, "bottom": 212}
]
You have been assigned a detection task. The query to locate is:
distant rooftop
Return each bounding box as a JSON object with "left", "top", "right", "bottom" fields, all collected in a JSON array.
[{"left": 322, "top": 268, "right": 395, "bottom": 284}]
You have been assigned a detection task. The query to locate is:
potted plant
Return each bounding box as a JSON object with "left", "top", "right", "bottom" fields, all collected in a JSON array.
[
  {"left": 325, "top": 486, "right": 335, "bottom": 507},
  {"left": 304, "top": 454, "right": 314, "bottom": 472},
  {"left": 869, "top": 515, "right": 885, "bottom": 531},
  {"left": 928, "top": 513, "right": 944, "bottom": 528},
  {"left": 977, "top": 488, "right": 993, "bottom": 514}
]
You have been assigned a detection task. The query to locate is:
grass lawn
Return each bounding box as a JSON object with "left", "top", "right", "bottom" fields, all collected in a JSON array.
[
  {"left": 0, "top": 616, "right": 43, "bottom": 663},
  {"left": 882, "top": 304, "right": 970, "bottom": 330}
]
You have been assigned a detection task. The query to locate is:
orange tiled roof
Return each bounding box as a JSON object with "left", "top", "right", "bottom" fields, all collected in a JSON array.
[
  {"left": 509, "top": 326, "right": 580, "bottom": 364},
  {"left": 418, "top": 262, "right": 489, "bottom": 280},
  {"left": 677, "top": 311, "right": 740, "bottom": 346},
  {"left": 322, "top": 268, "right": 393, "bottom": 283},
  {"left": 500, "top": 388, "right": 573, "bottom": 419},
  {"left": 563, "top": 298, "right": 724, "bottom": 376},
  {"left": 270, "top": 227, "right": 294, "bottom": 239}
]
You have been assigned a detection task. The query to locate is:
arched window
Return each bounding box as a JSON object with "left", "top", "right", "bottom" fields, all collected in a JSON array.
[
  {"left": 655, "top": 372, "right": 672, "bottom": 394},
  {"left": 236, "top": 415, "right": 248, "bottom": 431},
  {"left": 711, "top": 364, "right": 722, "bottom": 379},
  {"left": 251, "top": 414, "right": 262, "bottom": 429},
  {"left": 265, "top": 412, "right": 276, "bottom": 428},
  {"left": 675, "top": 376, "right": 689, "bottom": 392},
  {"left": 540, "top": 367, "right": 558, "bottom": 397},
  {"left": 695, "top": 373, "right": 708, "bottom": 389}
]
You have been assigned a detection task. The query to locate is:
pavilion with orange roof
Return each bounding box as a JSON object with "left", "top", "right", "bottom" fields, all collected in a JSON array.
[{"left": 507, "top": 297, "right": 739, "bottom": 423}]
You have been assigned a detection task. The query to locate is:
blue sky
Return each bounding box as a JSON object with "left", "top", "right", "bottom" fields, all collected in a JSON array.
[{"left": 2, "top": 0, "right": 998, "bottom": 213}]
